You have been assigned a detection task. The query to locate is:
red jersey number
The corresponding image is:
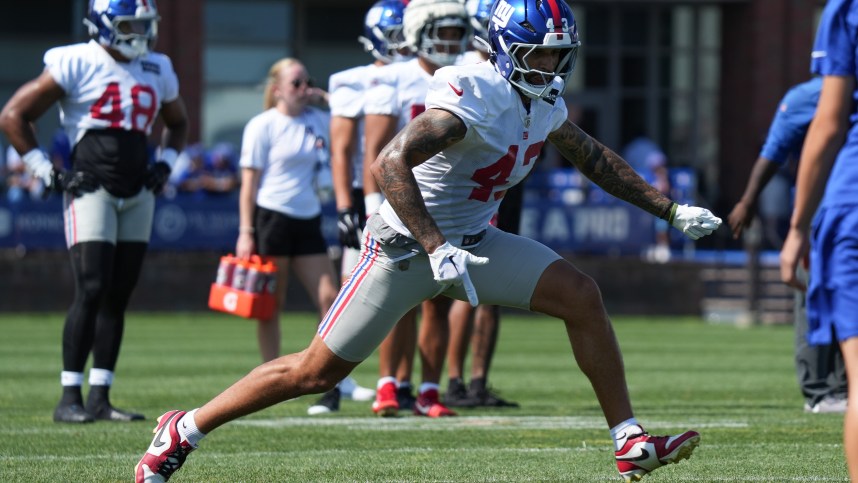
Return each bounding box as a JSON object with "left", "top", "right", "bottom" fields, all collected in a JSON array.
[
  {"left": 468, "top": 141, "right": 545, "bottom": 202},
  {"left": 90, "top": 82, "right": 158, "bottom": 132}
]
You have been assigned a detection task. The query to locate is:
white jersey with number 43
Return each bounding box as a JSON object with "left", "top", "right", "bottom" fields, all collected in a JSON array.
[
  {"left": 45, "top": 40, "right": 179, "bottom": 146},
  {"left": 379, "top": 61, "right": 568, "bottom": 247}
]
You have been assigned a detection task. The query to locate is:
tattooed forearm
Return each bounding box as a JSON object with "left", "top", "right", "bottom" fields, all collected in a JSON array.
[
  {"left": 370, "top": 109, "right": 467, "bottom": 253},
  {"left": 548, "top": 120, "right": 673, "bottom": 219}
]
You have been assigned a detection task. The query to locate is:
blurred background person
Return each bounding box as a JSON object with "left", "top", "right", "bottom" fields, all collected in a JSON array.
[
  {"left": 0, "top": 0, "right": 188, "bottom": 423},
  {"left": 362, "top": 0, "right": 471, "bottom": 418},
  {"left": 444, "top": 0, "right": 520, "bottom": 409},
  {"left": 780, "top": 0, "right": 858, "bottom": 478},
  {"left": 4, "top": 146, "right": 45, "bottom": 202},
  {"left": 622, "top": 130, "right": 673, "bottom": 263},
  {"left": 328, "top": 0, "right": 413, "bottom": 405},
  {"left": 729, "top": 77, "right": 846, "bottom": 414},
  {"left": 202, "top": 141, "right": 240, "bottom": 196},
  {"left": 236, "top": 57, "right": 343, "bottom": 415}
]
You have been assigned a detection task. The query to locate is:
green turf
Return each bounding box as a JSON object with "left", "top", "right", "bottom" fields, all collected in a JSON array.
[{"left": 0, "top": 312, "right": 847, "bottom": 482}]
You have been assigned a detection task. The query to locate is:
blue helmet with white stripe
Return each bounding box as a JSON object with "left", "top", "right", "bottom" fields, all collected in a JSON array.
[
  {"left": 84, "top": 0, "right": 159, "bottom": 59},
  {"left": 488, "top": 0, "right": 580, "bottom": 100},
  {"left": 359, "top": 0, "right": 407, "bottom": 63}
]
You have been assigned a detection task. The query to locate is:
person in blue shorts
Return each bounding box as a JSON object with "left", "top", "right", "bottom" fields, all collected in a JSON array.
[
  {"left": 780, "top": 0, "right": 858, "bottom": 478},
  {"left": 730, "top": 77, "right": 847, "bottom": 414}
]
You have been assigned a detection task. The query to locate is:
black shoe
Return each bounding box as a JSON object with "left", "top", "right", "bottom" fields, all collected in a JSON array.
[
  {"left": 469, "top": 387, "right": 519, "bottom": 408},
  {"left": 444, "top": 379, "right": 480, "bottom": 408},
  {"left": 54, "top": 403, "right": 95, "bottom": 423},
  {"left": 396, "top": 385, "right": 416, "bottom": 411},
  {"left": 86, "top": 403, "right": 146, "bottom": 421},
  {"left": 308, "top": 388, "right": 341, "bottom": 415}
]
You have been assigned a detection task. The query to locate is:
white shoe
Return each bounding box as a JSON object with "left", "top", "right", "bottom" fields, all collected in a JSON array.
[{"left": 339, "top": 376, "right": 375, "bottom": 401}]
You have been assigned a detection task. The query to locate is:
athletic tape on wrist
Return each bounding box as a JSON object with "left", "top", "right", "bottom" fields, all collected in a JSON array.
[{"left": 21, "top": 148, "right": 54, "bottom": 184}]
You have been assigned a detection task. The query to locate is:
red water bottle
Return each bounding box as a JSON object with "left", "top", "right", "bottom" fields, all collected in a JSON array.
[
  {"left": 232, "top": 259, "right": 249, "bottom": 291},
  {"left": 215, "top": 255, "right": 236, "bottom": 287}
]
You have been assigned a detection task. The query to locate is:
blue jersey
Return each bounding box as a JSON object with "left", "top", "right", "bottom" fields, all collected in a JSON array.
[
  {"left": 759, "top": 77, "right": 822, "bottom": 165},
  {"left": 811, "top": 0, "right": 858, "bottom": 207}
]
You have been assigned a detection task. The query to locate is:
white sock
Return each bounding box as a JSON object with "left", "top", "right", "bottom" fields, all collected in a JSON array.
[
  {"left": 377, "top": 376, "right": 397, "bottom": 389},
  {"left": 178, "top": 409, "right": 206, "bottom": 447},
  {"left": 61, "top": 371, "right": 84, "bottom": 387},
  {"left": 419, "top": 382, "right": 439, "bottom": 395},
  {"left": 89, "top": 368, "right": 114, "bottom": 386},
  {"left": 610, "top": 418, "right": 644, "bottom": 451}
]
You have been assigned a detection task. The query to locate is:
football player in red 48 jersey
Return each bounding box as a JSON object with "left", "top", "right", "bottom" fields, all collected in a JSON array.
[{"left": 0, "top": 0, "right": 187, "bottom": 424}]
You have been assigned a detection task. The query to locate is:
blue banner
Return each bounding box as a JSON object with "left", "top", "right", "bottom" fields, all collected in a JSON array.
[{"left": 0, "top": 167, "right": 695, "bottom": 254}]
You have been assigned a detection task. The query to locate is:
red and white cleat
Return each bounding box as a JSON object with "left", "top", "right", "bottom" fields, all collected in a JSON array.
[
  {"left": 372, "top": 381, "right": 399, "bottom": 417},
  {"left": 135, "top": 410, "right": 196, "bottom": 483},
  {"left": 414, "top": 388, "right": 457, "bottom": 418},
  {"left": 615, "top": 430, "right": 700, "bottom": 482}
]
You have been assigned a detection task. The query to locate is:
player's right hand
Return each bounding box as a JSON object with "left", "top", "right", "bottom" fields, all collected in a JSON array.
[
  {"left": 670, "top": 203, "right": 722, "bottom": 240},
  {"left": 51, "top": 169, "right": 99, "bottom": 197},
  {"left": 726, "top": 201, "right": 755, "bottom": 239},
  {"left": 428, "top": 241, "right": 489, "bottom": 307},
  {"left": 337, "top": 208, "right": 363, "bottom": 249}
]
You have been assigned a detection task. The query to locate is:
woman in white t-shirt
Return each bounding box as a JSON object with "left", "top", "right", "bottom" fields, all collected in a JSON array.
[{"left": 236, "top": 58, "right": 338, "bottom": 373}]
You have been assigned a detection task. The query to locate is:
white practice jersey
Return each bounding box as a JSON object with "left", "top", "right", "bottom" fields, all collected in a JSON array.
[
  {"left": 364, "top": 57, "right": 433, "bottom": 131},
  {"left": 378, "top": 62, "right": 568, "bottom": 246},
  {"left": 456, "top": 50, "right": 488, "bottom": 66},
  {"left": 239, "top": 107, "right": 330, "bottom": 219},
  {"left": 45, "top": 40, "right": 179, "bottom": 146},
  {"left": 328, "top": 63, "right": 379, "bottom": 189}
]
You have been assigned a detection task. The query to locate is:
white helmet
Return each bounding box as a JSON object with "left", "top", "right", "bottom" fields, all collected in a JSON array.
[{"left": 403, "top": 0, "right": 471, "bottom": 67}]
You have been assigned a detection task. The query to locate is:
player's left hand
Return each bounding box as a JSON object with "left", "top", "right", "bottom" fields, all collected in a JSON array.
[
  {"left": 144, "top": 161, "right": 172, "bottom": 195},
  {"left": 670, "top": 203, "right": 722, "bottom": 240},
  {"left": 428, "top": 242, "right": 489, "bottom": 307}
]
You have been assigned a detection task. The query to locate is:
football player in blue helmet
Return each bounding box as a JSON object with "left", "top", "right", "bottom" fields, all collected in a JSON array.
[
  {"left": 488, "top": 0, "right": 580, "bottom": 100},
  {"left": 359, "top": 0, "right": 408, "bottom": 63},
  {"left": 83, "top": 0, "right": 160, "bottom": 60},
  {"left": 466, "top": 0, "right": 494, "bottom": 52}
]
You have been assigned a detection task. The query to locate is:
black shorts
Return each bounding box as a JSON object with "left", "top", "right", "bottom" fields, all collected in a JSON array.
[{"left": 255, "top": 206, "right": 328, "bottom": 257}]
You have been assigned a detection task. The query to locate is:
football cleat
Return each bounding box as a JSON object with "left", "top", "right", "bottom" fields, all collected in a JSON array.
[
  {"left": 372, "top": 381, "right": 399, "bottom": 417},
  {"left": 443, "top": 378, "right": 479, "bottom": 408},
  {"left": 615, "top": 430, "right": 700, "bottom": 482},
  {"left": 86, "top": 402, "right": 145, "bottom": 422},
  {"left": 308, "top": 388, "right": 341, "bottom": 415},
  {"left": 469, "top": 387, "right": 519, "bottom": 408},
  {"left": 396, "top": 385, "right": 417, "bottom": 411},
  {"left": 414, "top": 389, "right": 457, "bottom": 417},
  {"left": 53, "top": 403, "right": 95, "bottom": 424},
  {"left": 135, "top": 410, "right": 196, "bottom": 483},
  {"left": 339, "top": 376, "right": 376, "bottom": 402}
]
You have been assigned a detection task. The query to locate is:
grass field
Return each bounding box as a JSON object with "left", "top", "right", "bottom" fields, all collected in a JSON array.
[{"left": 0, "top": 312, "right": 848, "bottom": 482}]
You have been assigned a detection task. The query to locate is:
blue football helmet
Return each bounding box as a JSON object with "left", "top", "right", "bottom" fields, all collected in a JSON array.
[
  {"left": 488, "top": 0, "right": 580, "bottom": 100},
  {"left": 358, "top": 0, "right": 407, "bottom": 63},
  {"left": 83, "top": 0, "right": 160, "bottom": 59},
  {"left": 466, "top": 0, "right": 494, "bottom": 51}
]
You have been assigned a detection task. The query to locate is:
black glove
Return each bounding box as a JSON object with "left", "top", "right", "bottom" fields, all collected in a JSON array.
[
  {"left": 144, "top": 161, "right": 172, "bottom": 195},
  {"left": 50, "top": 169, "right": 100, "bottom": 197},
  {"left": 337, "top": 208, "right": 363, "bottom": 249}
]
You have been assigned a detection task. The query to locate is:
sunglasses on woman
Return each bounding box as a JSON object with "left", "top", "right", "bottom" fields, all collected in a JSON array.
[{"left": 291, "top": 78, "right": 314, "bottom": 88}]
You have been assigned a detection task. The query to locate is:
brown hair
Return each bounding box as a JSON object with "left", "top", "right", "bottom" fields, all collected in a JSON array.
[{"left": 263, "top": 58, "right": 301, "bottom": 110}]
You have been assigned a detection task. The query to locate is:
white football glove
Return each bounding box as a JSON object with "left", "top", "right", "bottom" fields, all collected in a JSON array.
[
  {"left": 670, "top": 203, "right": 722, "bottom": 240},
  {"left": 428, "top": 242, "right": 489, "bottom": 307}
]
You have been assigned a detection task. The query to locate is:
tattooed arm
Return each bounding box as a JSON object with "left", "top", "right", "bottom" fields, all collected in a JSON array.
[
  {"left": 548, "top": 120, "right": 674, "bottom": 220},
  {"left": 370, "top": 108, "right": 467, "bottom": 254}
]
